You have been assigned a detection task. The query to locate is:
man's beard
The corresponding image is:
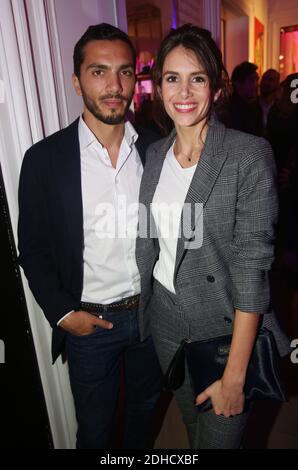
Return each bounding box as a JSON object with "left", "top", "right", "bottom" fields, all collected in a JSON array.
[{"left": 81, "top": 89, "right": 133, "bottom": 125}]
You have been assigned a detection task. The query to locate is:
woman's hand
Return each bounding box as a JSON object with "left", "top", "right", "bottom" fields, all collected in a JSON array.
[
  {"left": 195, "top": 377, "right": 245, "bottom": 417},
  {"left": 195, "top": 310, "right": 259, "bottom": 417}
]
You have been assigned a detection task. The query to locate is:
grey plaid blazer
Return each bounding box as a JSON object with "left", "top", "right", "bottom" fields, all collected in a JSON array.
[{"left": 136, "top": 117, "right": 290, "bottom": 356}]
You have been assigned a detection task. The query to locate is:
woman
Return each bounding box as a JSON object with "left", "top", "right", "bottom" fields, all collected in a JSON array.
[{"left": 136, "top": 25, "right": 290, "bottom": 449}]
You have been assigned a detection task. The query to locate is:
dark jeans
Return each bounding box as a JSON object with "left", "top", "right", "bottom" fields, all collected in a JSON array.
[{"left": 66, "top": 308, "right": 162, "bottom": 449}]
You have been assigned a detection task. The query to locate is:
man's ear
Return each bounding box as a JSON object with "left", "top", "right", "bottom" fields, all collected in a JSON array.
[
  {"left": 213, "top": 89, "right": 222, "bottom": 103},
  {"left": 72, "top": 73, "right": 82, "bottom": 97}
]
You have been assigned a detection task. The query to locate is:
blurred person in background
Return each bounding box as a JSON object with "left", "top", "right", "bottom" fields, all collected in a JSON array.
[
  {"left": 259, "top": 68, "right": 281, "bottom": 136},
  {"left": 228, "top": 61, "right": 263, "bottom": 136}
]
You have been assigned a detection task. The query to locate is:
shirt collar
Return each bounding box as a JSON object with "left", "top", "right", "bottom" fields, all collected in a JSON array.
[
  {"left": 124, "top": 120, "right": 138, "bottom": 148},
  {"left": 78, "top": 115, "right": 98, "bottom": 152},
  {"left": 78, "top": 115, "right": 138, "bottom": 154}
]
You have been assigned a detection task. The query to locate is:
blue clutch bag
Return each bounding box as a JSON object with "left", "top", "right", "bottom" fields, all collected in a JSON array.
[{"left": 163, "top": 328, "right": 287, "bottom": 412}]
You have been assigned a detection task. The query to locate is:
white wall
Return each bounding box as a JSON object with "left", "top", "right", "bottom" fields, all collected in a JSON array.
[
  {"left": 223, "top": 0, "right": 269, "bottom": 72},
  {"left": 225, "top": 16, "right": 249, "bottom": 76},
  {"left": 226, "top": 0, "right": 298, "bottom": 73},
  {"left": 268, "top": 0, "right": 298, "bottom": 70},
  {"left": 52, "top": 0, "right": 127, "bottom": 122},
  {"left": 221, "top": 0, "right": 298, "bottom": 75}
]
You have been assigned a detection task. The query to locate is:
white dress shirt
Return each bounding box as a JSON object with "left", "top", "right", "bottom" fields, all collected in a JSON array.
[
  {"left": 152, "top": 143, "right": 197, "bottom": 293},
  {"left": 58, "top": 116, "right": 143, "bottom": 324}
]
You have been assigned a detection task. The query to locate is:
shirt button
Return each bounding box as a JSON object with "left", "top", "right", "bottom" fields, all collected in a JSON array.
[{"left": 207, "top": 275, "right": 215, "bottom": 283}]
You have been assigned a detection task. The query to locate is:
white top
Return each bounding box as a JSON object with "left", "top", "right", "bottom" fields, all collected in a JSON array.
[{"left": 152, "top": 143, "right": 197, "bottom": 293}]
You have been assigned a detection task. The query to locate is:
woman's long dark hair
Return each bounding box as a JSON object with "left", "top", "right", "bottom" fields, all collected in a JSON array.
[{"left": 152, "top": 24, "right": 230, "bottom": 134}]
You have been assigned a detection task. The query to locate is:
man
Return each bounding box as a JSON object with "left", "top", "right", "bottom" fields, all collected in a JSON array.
[
  {"left": 229, "top": 61, "right": 263, "bottom": 136},
  {"left": 18, "top": 23, "right": 161, "bottom": 449},
  {"left": 259, "top": 68, "right": 280, "bottom": 134}
]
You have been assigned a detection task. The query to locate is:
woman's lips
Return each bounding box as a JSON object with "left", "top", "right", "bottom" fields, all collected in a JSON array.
[{"left": 173, "top": 103, "right": 197, "bottom": 113}]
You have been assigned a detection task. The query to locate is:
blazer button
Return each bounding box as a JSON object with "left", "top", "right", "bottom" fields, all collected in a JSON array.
[
  {"left": 206, "top": 275, "right": 215, "bottom": 283},
  {"left": 224, "top": 316, "right": 232, "bottom": 323}
]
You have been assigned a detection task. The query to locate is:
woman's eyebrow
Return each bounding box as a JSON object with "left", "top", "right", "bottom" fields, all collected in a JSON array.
[
  {"left": 162, "top": 71, "right": 179, "bottom": 76},
  {"left": 162, "top": 70, "right": 207, "bottom": 76}
]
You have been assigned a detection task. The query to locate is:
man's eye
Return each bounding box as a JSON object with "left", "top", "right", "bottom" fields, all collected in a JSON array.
[
  {"left": 92, "top": 70, "right": 104, "bottom": 77},
  {"left": 121, "top": 70, "right": 133, "bottom": 77}
]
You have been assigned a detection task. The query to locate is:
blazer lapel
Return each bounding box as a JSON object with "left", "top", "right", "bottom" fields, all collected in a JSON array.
[
  {"left": 174, "top": 118, "right": 228, "bottom": 278},
  {"left": 55, "top": 118, "right": 84, "bottom": 265}
]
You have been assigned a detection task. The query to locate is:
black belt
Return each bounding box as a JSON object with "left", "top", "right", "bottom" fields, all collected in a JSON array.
[{"left": 81, "top": 294, "right": 140, "bottom": 315}]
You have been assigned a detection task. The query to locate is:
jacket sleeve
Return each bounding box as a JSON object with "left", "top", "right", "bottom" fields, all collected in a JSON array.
[
  {"left": 229, "top": 138, "right": 278, "bottom": 315},
  {"left": 18, "top": 148, "right": 80, "bottom": 327}
]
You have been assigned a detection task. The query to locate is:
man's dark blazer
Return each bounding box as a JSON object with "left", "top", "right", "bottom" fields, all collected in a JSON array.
[{"left": 18, "top": 117, "right": 159, "bottom": 363}]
